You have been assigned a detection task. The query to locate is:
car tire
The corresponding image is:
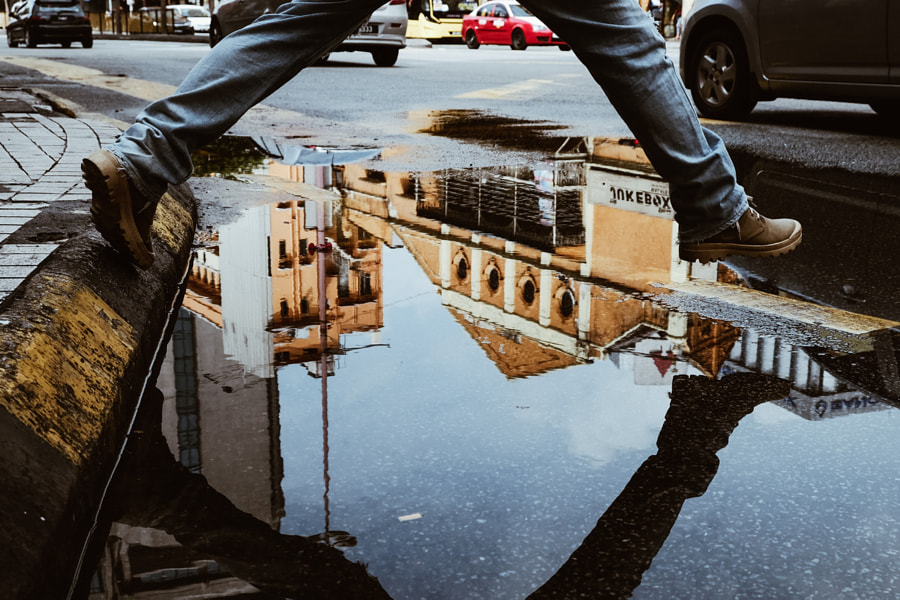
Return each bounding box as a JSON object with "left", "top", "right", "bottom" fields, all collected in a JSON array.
[
  {"left": 372, "top": 48, "right": 399, "bottom": 67},
  {"left": 510, "top": 29, "right": 527, "bottom": 51},
  {"left": 209, "top": 20, "right": 222, "bottom": 48},
  {"left": 62, "top": 41, "right": 71, "bottom": 48},
  {"left": 25, "top": 29, "right": 37, "bottom": 48},
  {"left": 7, "top": 33, "right": 18, "bottom": 48},
  {"left": 687, "top": 28, "right": 758, "bottom": 120},
  {"left": 82, "top": 37, "right": 93, "bottom": 49},
  {"left": 465, "top": 30, "right": 480, "bottom": 49}
]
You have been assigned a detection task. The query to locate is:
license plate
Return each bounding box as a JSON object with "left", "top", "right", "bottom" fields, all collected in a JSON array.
[{"left": 357, "top": 23, "right": 375, "bottom": 35}]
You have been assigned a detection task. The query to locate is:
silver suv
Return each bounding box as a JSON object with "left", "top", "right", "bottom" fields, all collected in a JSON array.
[
  {"left": 210, "top": 0, "right": 407, "bottom": 66},
  {"left": 679, "top": 0, "right": 900, "bottom": 120}
]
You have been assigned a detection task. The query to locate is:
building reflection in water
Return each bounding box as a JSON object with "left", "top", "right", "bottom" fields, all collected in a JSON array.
[{"left": 85, "top": 137, "right": 899, "bottom": 598}]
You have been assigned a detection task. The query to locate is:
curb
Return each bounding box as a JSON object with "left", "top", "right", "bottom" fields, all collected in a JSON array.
[
  {"left": 0, "top": 179, "right": 197, "bottom": 597},
  {"left": 94, "top": 32, "right": 211, "bottom": 43}
]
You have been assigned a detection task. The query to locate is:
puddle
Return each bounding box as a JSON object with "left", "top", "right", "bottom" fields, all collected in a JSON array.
[
  {"left": 415, "top": 109, "right": 575, "bottom": 154},
  {"left": 74, "top": 136, "right": 900, "bottom": 599}
]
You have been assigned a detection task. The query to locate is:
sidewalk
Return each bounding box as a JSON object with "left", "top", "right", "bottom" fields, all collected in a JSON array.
[
  {"left": 0, "top": 89, "right": 197, "bottom": 598},
  {"left": 0, "top": 90, "right": 120, "bottom": 301}
]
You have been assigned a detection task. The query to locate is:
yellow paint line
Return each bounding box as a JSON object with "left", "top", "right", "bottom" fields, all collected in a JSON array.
[
  {"left": 0, "top": 276, "right": 136, "bottom": 466},
  {"left": 0, "top": 55, "right": 306, "bottom": 126}
]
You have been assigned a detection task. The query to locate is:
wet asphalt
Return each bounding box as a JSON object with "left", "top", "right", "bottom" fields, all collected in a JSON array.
[{"left": 1, "top": 39, "right": 900, "bottom": 599}]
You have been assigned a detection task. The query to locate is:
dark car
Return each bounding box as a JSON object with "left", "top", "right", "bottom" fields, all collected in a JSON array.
[
  {"left": 680, "top": 0, "right": 900, "bottom": 120},
  {"left": 6, "top": 0, "right": 93, "bottom": 48}
]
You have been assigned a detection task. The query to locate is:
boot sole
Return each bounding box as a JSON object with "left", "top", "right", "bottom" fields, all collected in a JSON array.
[
  {"left": 82, "top": 151, "right": 155, "bottom": 269},
  {"left": 679, "top": 225, "right": 802, "bottom": 264}
]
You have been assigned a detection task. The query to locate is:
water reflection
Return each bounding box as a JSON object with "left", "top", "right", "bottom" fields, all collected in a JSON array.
[{"left": 83, "top": 137, "right": 900, "bottom": 598}]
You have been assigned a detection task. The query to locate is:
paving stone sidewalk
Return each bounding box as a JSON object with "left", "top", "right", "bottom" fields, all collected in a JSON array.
[{"left": 0, "top": 90, "right": 121, "bottom": 303}]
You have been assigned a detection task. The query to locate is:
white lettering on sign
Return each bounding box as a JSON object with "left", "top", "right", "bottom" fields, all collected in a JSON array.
[{"left": 587, "top": 167, "right": 673, "bottom": 219}]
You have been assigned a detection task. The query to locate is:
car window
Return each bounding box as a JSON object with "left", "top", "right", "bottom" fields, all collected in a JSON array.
[
  {"left": 181, "top": 8, "right": 208, "bottom": 17},
  {"left": 494, "top": 6, "right": 508, "bottom": 18},
  {"left": 475, "top": 4, "right": 493, "bottom": 17},
  {"left": 36, "top": 1, "right": 84, "bottom": 16},
  {"left": 509, "top": 5, "right": 532, "bottom": 17}
]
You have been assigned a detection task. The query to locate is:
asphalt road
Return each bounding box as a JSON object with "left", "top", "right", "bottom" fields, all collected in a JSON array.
[{"left": 2, "top": 39, "right": 899, "bottom": 174}]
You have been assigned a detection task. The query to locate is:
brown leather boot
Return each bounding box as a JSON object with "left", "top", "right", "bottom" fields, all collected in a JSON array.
[
  {"left": 82, "top": 149, "right": 158, "bottom": 269},
  {"left": 679, "top": 206, "right": 802, "bottom": 263}
]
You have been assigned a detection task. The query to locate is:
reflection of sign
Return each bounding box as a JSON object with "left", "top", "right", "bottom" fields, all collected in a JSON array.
[
  {"left": 587, "top": 166, "right": 673, "bottom": 219},
  {"left": 775, "top": 393, "right": 889, "bottom": 421}
]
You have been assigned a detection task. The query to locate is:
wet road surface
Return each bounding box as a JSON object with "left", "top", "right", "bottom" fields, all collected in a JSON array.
[{"left": 73, "top": 133, "right": 900, "bottom": 599}]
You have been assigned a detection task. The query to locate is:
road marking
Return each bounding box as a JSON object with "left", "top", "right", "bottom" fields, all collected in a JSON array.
[{"left": 456, "top": 74, "right": 584, "bottom": 101}]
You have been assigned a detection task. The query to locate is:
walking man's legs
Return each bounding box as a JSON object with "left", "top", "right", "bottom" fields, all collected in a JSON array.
[
  {"left": 83, "top": 0, "right": 385, "bottom": 267},
  {"left": 83, "top": 0, "right": 800, "bottom": 269},
  {"left": 519, "top": 0, "right": 799, "bottom": 261}
]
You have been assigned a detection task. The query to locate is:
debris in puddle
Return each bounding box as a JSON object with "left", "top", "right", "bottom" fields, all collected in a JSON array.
[{"left": 398, "top": 513, "right": 423, "bottom": 522}]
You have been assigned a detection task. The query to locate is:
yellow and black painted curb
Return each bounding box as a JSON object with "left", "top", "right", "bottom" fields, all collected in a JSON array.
[{"left": 0, "top": 185, "right": 196, "bottom": 599}]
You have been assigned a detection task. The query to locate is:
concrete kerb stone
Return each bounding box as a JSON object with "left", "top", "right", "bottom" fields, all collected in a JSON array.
[{"left": 0, "top": 161, "right": 197, "bottom": 596}]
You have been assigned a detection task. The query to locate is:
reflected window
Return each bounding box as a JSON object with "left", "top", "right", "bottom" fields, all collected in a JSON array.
[
  {"left": 300, "top": 239, "right": 308, "bottom": 256},
  {"left": 360, "top": 272, "right": 372, "bottom": 296},
  {"left": 457, "top": 258, "right": 468, "bottom": 281},
  {"left": 559, "top": 289, "right": 575, "bottom": 317},
  {"left": 522, "top": 279, "right": 535, "bottom": 304},
  {"left": 280, "top": 299, "right": 289, "bottom": 317},
  {"left": 300, "top": 298, "right": 309, "bottom": 314},
  {"left": 488, "top": 268, "right": 501, "bottom": 292},
  {"left": 279, "top": 239, "right": 287, "bottom": 259}
]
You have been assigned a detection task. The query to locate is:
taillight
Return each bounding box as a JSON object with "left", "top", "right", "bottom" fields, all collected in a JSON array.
[
  {"left": 389, "top": 0, "right": 405, "bottom": 4},
  {"left": 29, "top": 15, "right": 42, "bottom": 21}
]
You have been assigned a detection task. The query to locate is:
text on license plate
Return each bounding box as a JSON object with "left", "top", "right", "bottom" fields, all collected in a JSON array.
[{"left": 357, "top": 23, "right": 375, "bottom": 34}]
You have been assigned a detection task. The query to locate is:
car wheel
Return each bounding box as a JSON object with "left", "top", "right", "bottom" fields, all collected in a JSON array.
[
  {"left": 61, "top": 41, "right": 71, "bottom": 48},
  {"left": 25, "top": 29, "right": 37, "bottom": 48},
  {"left": 7, "top": 32, "right": 18, "bottom": 48},
  {"left": 465, "top": 30, "right": 480, "bottom": 49},
  {"left": 209, "top": 20, "right": 222, "bottom": 48},
  {"left": 688, "top": 28, "right": 758, "bottom": 120},
  {"left": 82, "top": 36, "right": 93, "bottom": 49},
  {"left": 372, "top": 48, "right": 399, "bottom": 67},
  {"left": 510, "top": 29, "right": 527, "bottom": 51}
]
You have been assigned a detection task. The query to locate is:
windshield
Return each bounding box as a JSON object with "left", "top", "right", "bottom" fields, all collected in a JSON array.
[
  {"left": 36, "top": 1, "right": 84, "bottom": 15},
  {"left": 181, "top": 8, "right": 209, "bottom": 17},
  {"left": 510, "top": 5, "right": 533, "bottom": 17}
]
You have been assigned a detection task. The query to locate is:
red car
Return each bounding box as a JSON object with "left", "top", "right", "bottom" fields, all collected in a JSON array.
[{"left": 462, "top": 1, "right": 567, "bottom": 50}]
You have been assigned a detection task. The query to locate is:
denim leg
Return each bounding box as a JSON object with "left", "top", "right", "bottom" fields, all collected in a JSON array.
[
  {"left": 109, "top": 0, "right": 385, "bottom": 201},
  {"left": 519, "top": 0, "right": 747, "bottom": 242}
]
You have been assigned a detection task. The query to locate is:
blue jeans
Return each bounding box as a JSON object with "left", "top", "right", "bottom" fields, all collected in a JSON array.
[{"left": 111, "top": 0, "right": 747, "bottom": 242}]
